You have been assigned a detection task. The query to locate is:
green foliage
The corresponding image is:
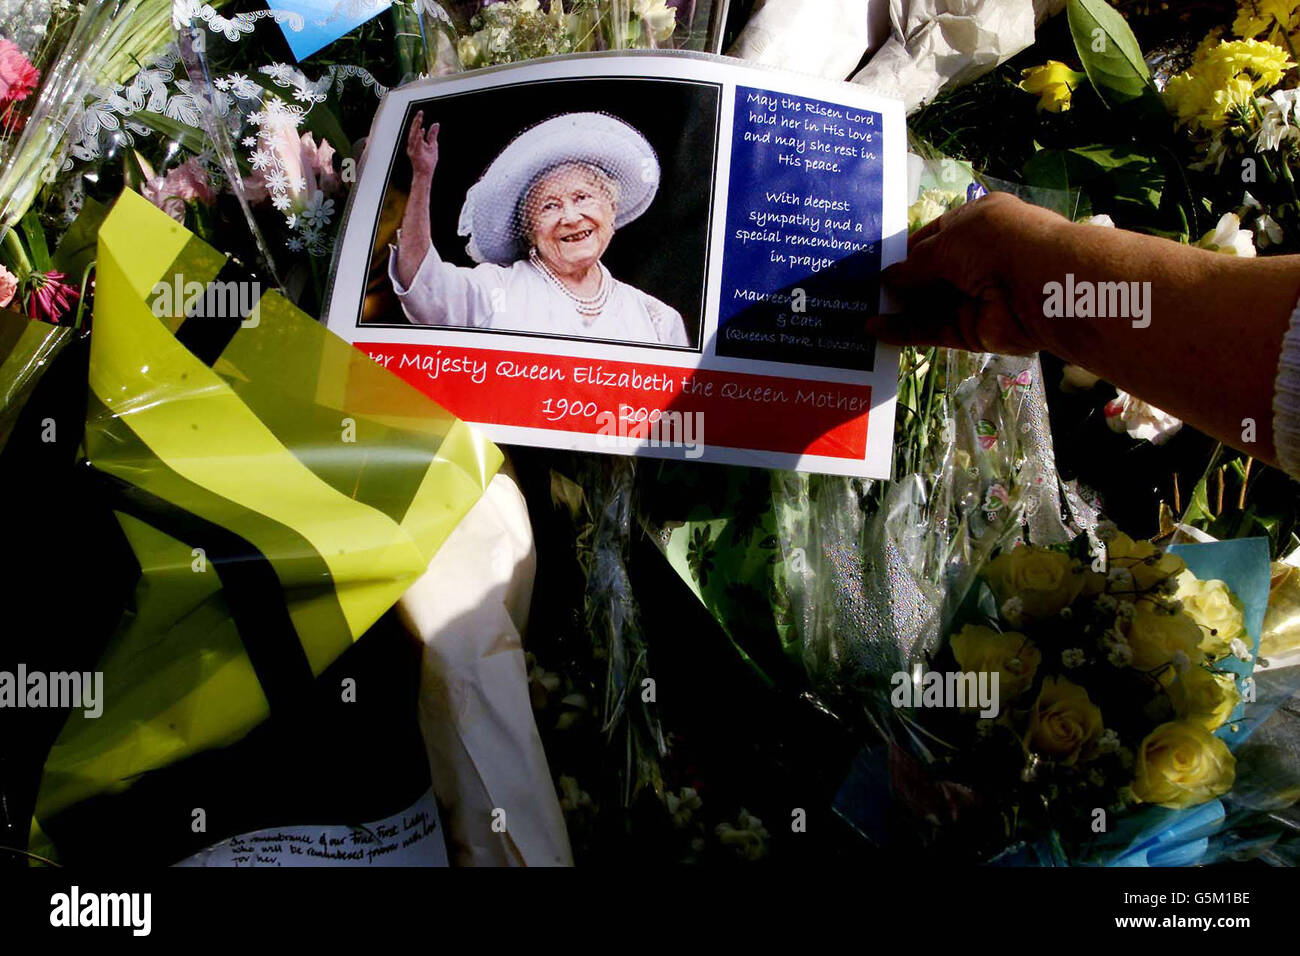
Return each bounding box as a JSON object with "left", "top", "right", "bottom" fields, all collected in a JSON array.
[
  {"left": 1066, "top": 0, "right": 1151, "bottom": 105},
  {"left": 50, "top": 198, "right": 109, "bottom": 280},
  {"left": 1181, "top": 447, "right": 1300, "bottom": 558},
  {"left": 1023, "top": 143, "right": 1165, "bottom": 222}
]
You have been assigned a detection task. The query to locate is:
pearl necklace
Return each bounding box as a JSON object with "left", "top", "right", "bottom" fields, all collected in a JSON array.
[{"left": 529, "top": 246, "right": 612, "bottom": 318}]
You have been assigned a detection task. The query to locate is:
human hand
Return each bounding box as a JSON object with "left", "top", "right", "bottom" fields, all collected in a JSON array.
[
  {"left": 406, "top": 111, "right": 439, "bottom": 179},
  {"left": 866, "top": 192, "right": 1067, "bottom": 355}
]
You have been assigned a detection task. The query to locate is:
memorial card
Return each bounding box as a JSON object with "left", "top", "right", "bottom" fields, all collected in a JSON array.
[{"left": 325, "top": 52, "right": 905, "bottom": 477}]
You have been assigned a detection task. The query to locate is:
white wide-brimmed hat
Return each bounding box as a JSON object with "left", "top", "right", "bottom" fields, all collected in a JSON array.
[{"left": 456, "top": 112, "right": 660, "bottom": 265}]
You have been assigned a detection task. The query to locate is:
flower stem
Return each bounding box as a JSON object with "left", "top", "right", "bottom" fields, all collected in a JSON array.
[{"left": 1, "top": 226, "right": 31, "bottom": 277}]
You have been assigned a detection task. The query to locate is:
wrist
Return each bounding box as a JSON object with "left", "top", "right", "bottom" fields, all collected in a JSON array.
[{"left": 1005, "top": 206, "right": 1074, "bottom": 355}]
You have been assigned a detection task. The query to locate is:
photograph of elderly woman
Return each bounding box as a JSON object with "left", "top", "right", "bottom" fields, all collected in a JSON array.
[{"left": 363, "top": 78, "right": 720, "bottom": 350}]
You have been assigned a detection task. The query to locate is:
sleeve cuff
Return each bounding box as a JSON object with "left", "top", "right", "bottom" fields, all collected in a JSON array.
[
  {"left": 388, "top": 234, "right": 436, "bottom": 297},
  {"left": 1272, "top": 294, "right": 1300, "bottom": 477}
]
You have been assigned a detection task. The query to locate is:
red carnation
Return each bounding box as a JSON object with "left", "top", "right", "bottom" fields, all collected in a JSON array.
[{"left": 0, "top": 38, "right": 40, "bottom": 107}]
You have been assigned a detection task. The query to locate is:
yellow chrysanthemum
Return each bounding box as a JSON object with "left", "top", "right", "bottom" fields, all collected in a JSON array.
[
  {"left": 1195, "top": 27, "right": 1225, "bottom": 60},
  {"left": 1214, "top": 38, "right": 1294, "bottom": 87},
  {"left": 1233, "top": 0, "right": 1300, "bottom": 42},
  {"left": 1163, "top": 38, "right": 1295, "bottom": 130}
]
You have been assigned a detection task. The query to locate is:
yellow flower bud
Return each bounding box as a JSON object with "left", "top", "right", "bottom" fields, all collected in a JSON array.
[
  {"left": 1106, "top": 532, "right": 1185, "bottom": 592},
  {"left": 1019, "top": 61, "right": 1086, "bottom": 113}
]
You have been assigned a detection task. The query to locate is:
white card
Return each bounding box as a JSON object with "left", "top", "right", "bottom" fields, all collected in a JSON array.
[{"left": 325, "top": 51, "right": 905, "bottom": 478}]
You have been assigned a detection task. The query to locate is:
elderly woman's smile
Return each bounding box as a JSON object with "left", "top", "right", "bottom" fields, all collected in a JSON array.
[{"left": 525, "top": 163, "right": 618, "bottom": 280}]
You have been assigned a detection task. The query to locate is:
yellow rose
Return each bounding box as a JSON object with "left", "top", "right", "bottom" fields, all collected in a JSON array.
[
  {"left": 983, "top": 546, "right": 1085, "bottom": 621},
  {"left": 1025, "top": 676, "right": 1103, "bottom": 765},
  {"left": 1169, "top": 666, "right": 1240, "bottom": 732},
  {"left": 1106, "top": 533, "right": 1185, "bottom": 592},
  {"left": 1174, "top": 571, "right": 1244, "bottom": 659},
  {"left": 1132, "top": 721, "right": 1235, "bottom": 809},
  {"left": 1127, "top": 601, "right": 1204, "bottom": 672},
  {"left": 1019, "top": 61, "right": 1086, "bottom": 112},
  {"left": 950, "top": 624, "right": 1041, "bottom": 702}
]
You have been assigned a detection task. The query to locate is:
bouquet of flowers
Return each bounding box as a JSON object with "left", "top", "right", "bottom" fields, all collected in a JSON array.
[
  {"left": 917, "top": 530, "right": 1250, "bottom": 856},
  {"left": 813, "top": 507, "right": 1300, "bottom": 867},
  {"left": 452, "top": 0, "right": 691, "bottom": 68}
]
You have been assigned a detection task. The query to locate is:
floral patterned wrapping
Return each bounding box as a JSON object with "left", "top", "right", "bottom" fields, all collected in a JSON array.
[{"left": 172, "top": 0, "right": 405, "bottom": 305}]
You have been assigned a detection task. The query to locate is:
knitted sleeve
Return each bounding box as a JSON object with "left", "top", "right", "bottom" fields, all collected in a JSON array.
[{"left": 1272, "top": 295, "right": 1300, "bottom": 478}]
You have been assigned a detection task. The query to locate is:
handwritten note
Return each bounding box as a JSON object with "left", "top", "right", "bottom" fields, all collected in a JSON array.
[
  {"left": 717, "top": 87, "right": 884, "bottom": 370},
  {"left": 175, "top": 788, "right": 448, "bottom": 867}
]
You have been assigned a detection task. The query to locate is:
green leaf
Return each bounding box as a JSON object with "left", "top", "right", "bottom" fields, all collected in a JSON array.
[
  {"left": 1183, "top": 473, "right": 1213, "bottom": 524},
  {"left": 50, "top": 197, "right": 108, "bottom": 279},
  {"left": 549, "top": 469, "right": 586, "bottom": 519},
  {"left": 1023, "top": 148, "right": 1080, "bottom": 193},
  {"left": 20, "top": 210, "right": 50, "bottom": 274},
  {"left": 1072, "top": 144, "right": 1165, "bottom": 214},
  {"left": 1023, "top": 145, "right": 1164, "bottom": 222},
  {"left": 126, "top": 110, "right": 207, "bottom": 157},
  {"left": 1067, "top": 0, "right": 1151, "bottom": 106}
]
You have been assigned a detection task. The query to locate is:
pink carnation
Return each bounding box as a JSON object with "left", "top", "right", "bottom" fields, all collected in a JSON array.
[
  {"left": 0, "top": 39, "right": 40, "bottom": 107},
  {"left": 0, "top": 264, "right": 16, "bottom": 308},
  {"left": 142, "top": 156, "right": 216, "bottom": 222},
  {"left": 165, "top": 157, "right": 217, "bottom": 204}
]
